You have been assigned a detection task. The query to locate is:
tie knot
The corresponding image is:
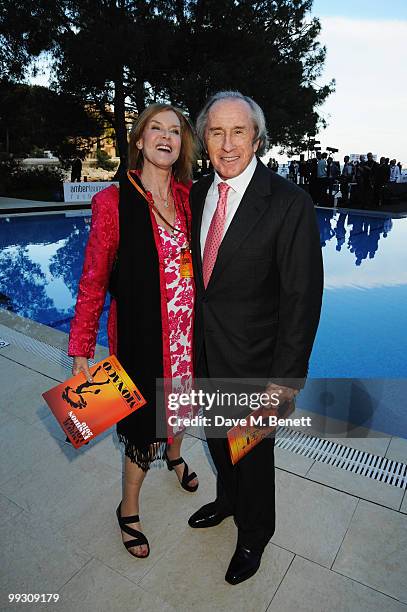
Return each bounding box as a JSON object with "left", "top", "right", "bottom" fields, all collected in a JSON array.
[{"left": 218, "top": 182, "right": 231, "bottom": 198}]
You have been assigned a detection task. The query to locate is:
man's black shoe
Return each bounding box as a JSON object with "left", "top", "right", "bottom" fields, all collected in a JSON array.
[
  {"left": 188, "top": 502, "right": 231, "bottom": 528},
  {"left": 225, "top": 543, "right": 263, "bottom": 585}
]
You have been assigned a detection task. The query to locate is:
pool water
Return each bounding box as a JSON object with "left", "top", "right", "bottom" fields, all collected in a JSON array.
[
  {"left": 1, "top": 208, "right": 406, "bottom": 437},
  {"left": 1, "top": 209, "right": 406, "bottom": 377},
  {"left": 313, "top": 210, "right": 407, "bottom": 377},
  {"left": 0, "top": 213, "right": 110, "bottom": 342}
]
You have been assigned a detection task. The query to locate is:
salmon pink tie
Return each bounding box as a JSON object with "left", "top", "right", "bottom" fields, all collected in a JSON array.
[{"left": 203, "top": 181, "right": 231, "bottom": 288}]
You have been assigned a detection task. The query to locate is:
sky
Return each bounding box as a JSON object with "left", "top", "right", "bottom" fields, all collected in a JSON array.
[{"left": 309, "top": 0, "right": 407, "bottom": 164}]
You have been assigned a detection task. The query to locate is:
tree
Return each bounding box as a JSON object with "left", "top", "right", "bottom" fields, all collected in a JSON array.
[
  {"left": 162, "top": 0, "right": 334, "bottom": 150},
  {"left": 0, "top": 80, "right": 104, "bottom": 160},
  {"left": 0, "top": 0, "right": 334, "bottom": 169}
]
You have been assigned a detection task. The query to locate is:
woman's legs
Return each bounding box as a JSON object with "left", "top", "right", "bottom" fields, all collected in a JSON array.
[
  {"left": 120, "top": 455, "right": 148, "bottom": 556},
  {"left": 166, "top": 433, "right": 199, "bottom": 488},
  {"left": 119, "top": 436, "right": 198, "bottom": 557}
]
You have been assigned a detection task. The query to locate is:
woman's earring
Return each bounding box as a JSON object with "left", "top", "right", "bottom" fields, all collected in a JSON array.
[{"left": 136, "top": 142, "right": 142, "bottom": 150}]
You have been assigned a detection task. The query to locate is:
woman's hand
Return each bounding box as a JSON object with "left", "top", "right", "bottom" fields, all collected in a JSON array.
[{"left": 72, "top": 356, "right": 93, "bottom": 383}]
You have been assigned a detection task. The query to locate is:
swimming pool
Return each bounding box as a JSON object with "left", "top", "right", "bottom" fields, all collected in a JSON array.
[{"left": 1, "top": 208, "right": 406, "bottom": 436}]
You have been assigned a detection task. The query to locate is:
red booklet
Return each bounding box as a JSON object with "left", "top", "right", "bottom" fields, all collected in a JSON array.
[
  {"left": 227, "top": 399, "right": 295, "bottom": 465},
  {"left": 42, "top": 355, "right": 146, "bottom": 448}
]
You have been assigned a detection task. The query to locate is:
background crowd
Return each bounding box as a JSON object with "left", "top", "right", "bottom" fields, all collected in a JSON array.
[{"left": 268, "top": 153, "right": 404, "bottom": 207}]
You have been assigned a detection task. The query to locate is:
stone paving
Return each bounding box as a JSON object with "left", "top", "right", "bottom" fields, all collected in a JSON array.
[{"left": 0, "top": 310, "right": 406, "bottom": 612}]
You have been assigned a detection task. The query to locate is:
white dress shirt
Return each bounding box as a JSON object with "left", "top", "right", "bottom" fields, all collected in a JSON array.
[{"left": 200, "top": 155, "right": 258, "bottom": 257}]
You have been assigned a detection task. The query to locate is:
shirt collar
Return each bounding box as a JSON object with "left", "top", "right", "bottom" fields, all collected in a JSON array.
[{"left": 211, "top": 155, "right": 258, "bottom": 195}]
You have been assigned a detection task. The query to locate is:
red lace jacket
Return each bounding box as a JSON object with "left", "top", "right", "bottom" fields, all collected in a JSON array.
[
  {"left": 68, "top": 184, "right": 119, "bottom": 359},
  {"left": 68, "top": 179, "right": 192, "bottom": 362}
]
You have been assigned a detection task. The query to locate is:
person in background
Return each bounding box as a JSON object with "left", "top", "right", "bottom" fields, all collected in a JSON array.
[
  {"left": 365, "top": 152, "right": 378, "bottom": 179},
  {"left": 374, "top": 157, "right": 390, "bottom": 205},
  {"left": 71, "top": 157, "right": 82, "bottom": 182},
  {"left": 68, "top": 103, "right": 199, "bottom": 560},
  {"left": 327, "top": 156, "right": 340, "bottom": 196},
  {"left": 317, "top": 152, "right": 328, "bottom": 202},
  {"left": 288, "top": 160, "right": 296, "bottom": 182},
  {"left": 308, "top": 154, "right": 319, "bottom": 203},
  {"left": 298, "top": 153, "right": 308, "bottom": 185},
  {"left": 340, "top": 155, "right": 354, "bottom": 204},
  {"left": 389, "top": 159, "right": 401, "bottom": 182}
]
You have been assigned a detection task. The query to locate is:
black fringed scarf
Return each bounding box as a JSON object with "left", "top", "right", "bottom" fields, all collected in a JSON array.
[{"left": 114, "top": 172, "right": 190, "bottom": 470}]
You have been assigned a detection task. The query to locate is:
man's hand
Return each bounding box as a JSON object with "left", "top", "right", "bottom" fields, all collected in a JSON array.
[{"left": 264, "top": 383, "right": 298, "bottom": 413}]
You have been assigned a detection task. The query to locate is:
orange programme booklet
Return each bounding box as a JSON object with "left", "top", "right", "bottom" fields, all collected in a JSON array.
[
  {"left": 42, "top": 355, "right": 146, "bottom": 449},
  {"left": 227, "top": 399, "right": 295, "bottom": 465}
]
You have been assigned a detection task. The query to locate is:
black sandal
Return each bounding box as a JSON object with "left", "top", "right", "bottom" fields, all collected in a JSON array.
[
  {"left": 116, "top": 502, "right": 150, "bottom": 558},
  {"left": 164, "top": 452, "right": 199, "bottom": 493}
]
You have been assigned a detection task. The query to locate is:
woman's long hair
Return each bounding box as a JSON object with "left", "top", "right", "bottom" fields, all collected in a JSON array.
[{"left": 128, "top": 103, "right": 197, "bottom": 184}]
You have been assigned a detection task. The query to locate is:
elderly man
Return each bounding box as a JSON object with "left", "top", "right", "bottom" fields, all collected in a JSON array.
[{"left": 188, "top": 91, "right": 323, "bottom": 584}]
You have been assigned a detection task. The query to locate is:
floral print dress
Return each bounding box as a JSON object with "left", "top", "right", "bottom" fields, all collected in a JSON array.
[{"left": 157, "top": 216, "right": 194, "bottom": 434}]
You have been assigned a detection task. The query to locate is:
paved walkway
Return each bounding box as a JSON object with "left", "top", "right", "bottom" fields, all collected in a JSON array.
[
  {"left": 0, "top": 310, "right": 406, "bottom": 612},
  {"left": 2, "top": 192, "right": 407, "bottom": 217},
  {"left": 0, "top": 197, "right": 90, "bottom": 214}
]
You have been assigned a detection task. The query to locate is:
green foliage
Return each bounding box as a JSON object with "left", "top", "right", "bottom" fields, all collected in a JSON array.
[
  {"left": 0, "top": 160, "right": 64, "bottom": 200},
  {"left": 28, "top": 146, "right": 45, "bottom": 158},
  {"left": 0, "top": 80, "right": 104, "bottom": 162},
  {"left": 95, "top": 148, "right": 116, "bottom": 171}
]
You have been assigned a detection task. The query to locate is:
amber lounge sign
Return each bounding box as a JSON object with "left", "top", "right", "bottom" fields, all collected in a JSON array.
[{"left": 63, "top": 181, "right": 118, "bottom": 202}]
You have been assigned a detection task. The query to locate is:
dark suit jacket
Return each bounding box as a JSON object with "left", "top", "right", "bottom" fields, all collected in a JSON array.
[{"left": 191, "top": 159, "right": 323, "bottom": 386}]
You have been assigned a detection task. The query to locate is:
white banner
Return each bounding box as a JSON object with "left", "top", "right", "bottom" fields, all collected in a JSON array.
[{"left": 63, "top": 181, "right": 118, "bottom": 202}]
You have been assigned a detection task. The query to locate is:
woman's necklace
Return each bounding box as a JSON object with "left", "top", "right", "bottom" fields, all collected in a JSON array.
[
  {"left": 140, "top": 177, "right": 176, "bottom": 231},
  {"left": 141, "top": 178, "right": 171, "bottom": 208}
]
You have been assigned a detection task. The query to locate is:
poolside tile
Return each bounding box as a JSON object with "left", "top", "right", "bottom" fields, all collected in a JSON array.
[
  {"left": 0, "top": 404, "right": 18, "bottom": 426},
  {"left": 400, "top": 492, "right": 407, "bottom": 514},
  {"left": 0, "top": 342, "right": 71, "bottom": 382},
  {"left": 48, "top": 440, "right": 215, "bottom": 584},
  {"left": 0, "top": 436, "right": 121, "bottom": 522},
  {"left": 0, "top": 492, "right": 24, "bottom": 525},
  {"left": 268, "top": 555, "right": 407, "bottom": 612},
  {"left": 0, "top": 415, "right": 60, "bottom": 486},
  {"left": 274, "top": 445, "right": 315, "bottom": 476},
  {"left": 387, "top": 436, "right": 407, "bottom": 464},
  {"left": 47, "top": 477, "right": 159, "bottom": 584},
  {"left": 36, "top": 411, "right": 123, "bottom": 469},
  {"left": 305, "top": 460, "right": 404, "bottom": 510},
  {"left": 0, "top": 311, "right": 106, "bottom": 357},
  {"left": 333, "top": 499, "right": 407, "bottom": 603},
  {"left": 271, "top": 469, "right": 358, "bottom": 567},
  {"left": 57, "top": 558, "right": 175, "bottom": 612},
  {"left": 0, "top": 356, "right": 54, "bottom": 423},
  {"left": 0, "top": 508, "right": 90, "bottom": 594},
  {"left": 138, "top": 520, "right": 293, "bottom": 612}
]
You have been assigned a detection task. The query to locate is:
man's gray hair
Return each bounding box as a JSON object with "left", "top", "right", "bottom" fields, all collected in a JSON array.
[{"left": 196, "top": 91, "right": 269, "bottom": 157}]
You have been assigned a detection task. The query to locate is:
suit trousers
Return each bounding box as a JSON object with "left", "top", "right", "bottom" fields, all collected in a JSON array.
[{"left": 197, "top": 344, "right": 276, "bottom": 552}]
